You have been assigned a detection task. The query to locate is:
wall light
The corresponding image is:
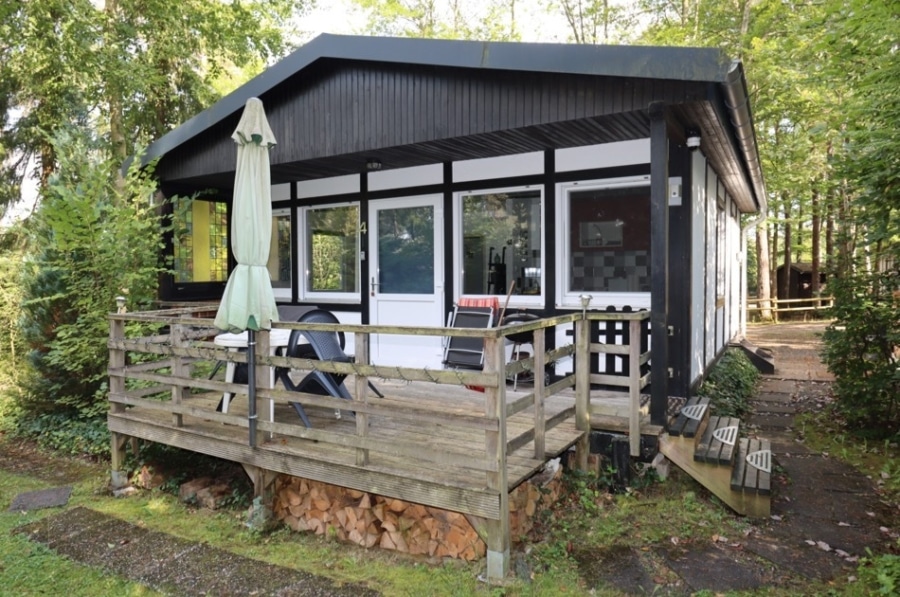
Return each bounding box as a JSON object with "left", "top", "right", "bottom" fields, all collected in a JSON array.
[{"left": 366, "top": 158, "right": 383, "bottom": 171}]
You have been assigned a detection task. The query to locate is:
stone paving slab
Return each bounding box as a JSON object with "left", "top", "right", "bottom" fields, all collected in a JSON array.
[
  {"left": 763, "top": 431, "right": 817, "bottom": 455},
  {"left": 661, "top": 545, "right": 766, "bottom": 593},
  {"left": 750, "top": 414, "right": 796, "bottom": 430},
  {"left": 15, "top": 507, "right": 379, "bottom": 597},
  {"left": 751, "top": 402, "right": 796, "bottom": 414},
  {"left": 755, "top": 392, "right": 794, "bottom": 404},
  {"left": 575, "top": 546, "right": 684, "bottom": 595},
  {"left": 9, "top": 486, "right": 72, "bottom": 512},
  {"left": 757, "top": 380, "right": 798, "bottom": 395}
]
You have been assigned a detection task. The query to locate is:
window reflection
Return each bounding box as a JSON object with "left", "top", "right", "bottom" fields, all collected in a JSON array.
[
  {"left": 305, "top": 205, "right": 359, "bottom": 294},
  {"left": 269, "top": 211, "right": 291, "bottom": 289},
  {"left": 461, "top": 190, "right": 542, "bottom": 296}
]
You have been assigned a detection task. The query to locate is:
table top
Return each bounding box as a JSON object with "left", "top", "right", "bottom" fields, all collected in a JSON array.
[{"left": 213, "top": 328, "right": 292, "bottom": 348}]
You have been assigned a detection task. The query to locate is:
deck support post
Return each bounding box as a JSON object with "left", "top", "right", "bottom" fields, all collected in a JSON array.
[
  {"left": 574, "top": 317, "right": 591, "bottom": 471},
  {"left": 109, "top": 315, "right": 129, "bottom": 489},
  {"left": 483, "top": 335, "right": 509, "bottom": 581},
  {"left": 628, "top": 319, "right": 642, "bottom": 457},
  {"left": 354, "top": 331, "right": 370, "bottom": 467},
  {"left": 649, "top": 101, "right": 670, "bottom": 426},
  {"left": 256, "top": 330, "right": 272, "bottom": 440},
  {"left": 242, "top": 464, "right": 278, "bottom": 531},
  {"left": 532, "top": 328, "right": 546, "bottom": 459},
  {"left": 171, "top": 324, "right": 188, "bottom": 428}
]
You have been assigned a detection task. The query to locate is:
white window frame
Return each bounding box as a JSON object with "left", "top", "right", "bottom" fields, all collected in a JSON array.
[
  {"left": 297, "top": 201, "right": 362, "bottom": 304},
  {"left": 270, "top": 208, "right": 292, "bottom": 300},
  {"left": 452, "top": 184, "right": 545, "bottom": 309},
  {"left": 556, "top": 175, "right": 652, "bottom": 310}
]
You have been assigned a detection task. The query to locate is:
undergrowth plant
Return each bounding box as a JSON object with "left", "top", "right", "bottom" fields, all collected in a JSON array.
[
  {"left": 822, "top": 269, "right": 900, "bottom": 439},
  {"left": 696, "top": 347, "right": 759, "bottom": 418}
]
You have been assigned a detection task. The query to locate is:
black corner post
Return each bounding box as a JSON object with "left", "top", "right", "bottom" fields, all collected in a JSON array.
[{"left": 649, "top": 102, "right": 669, "bottom": 426}]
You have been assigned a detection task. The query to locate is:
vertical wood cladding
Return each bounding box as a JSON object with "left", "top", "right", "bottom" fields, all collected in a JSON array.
[{"left": 159, "top": 62, "right": 707, "bottom": 183}]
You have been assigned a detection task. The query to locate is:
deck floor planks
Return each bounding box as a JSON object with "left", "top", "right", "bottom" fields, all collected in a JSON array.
[{"left": 111, "top": 379, "right": 583, "bottom": 494}]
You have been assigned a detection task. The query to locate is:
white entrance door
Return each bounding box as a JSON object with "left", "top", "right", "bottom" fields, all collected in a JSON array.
[{"left": 368, "top": 195, "right": 444, "bottom": 367}]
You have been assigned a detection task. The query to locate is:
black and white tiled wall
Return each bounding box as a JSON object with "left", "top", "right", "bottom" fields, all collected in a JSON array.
[{"left": 571, "top": 250, "right": 650, "bottom": 292}]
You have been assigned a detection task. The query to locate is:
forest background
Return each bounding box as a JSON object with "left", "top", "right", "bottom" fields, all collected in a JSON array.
[{"left": 0, "top": 0, "right": 896, "bottom": 451}]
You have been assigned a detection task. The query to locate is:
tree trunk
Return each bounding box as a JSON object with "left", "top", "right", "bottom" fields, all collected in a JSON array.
[
  {"left": 811, "top": 187, "right": 821, "bottom": 300},
  {"left": 825, "top": 196, "right": 834, "bottom": 273},
  {"left": 780, "top": 197, "right": 792, "bottom": 306},
  {"left": 769, "top": 219, "right": 778, "bottom": 304},
  {"left": 105, "top": 0, "right": 126, "bottom": 192},
  {"left": 756, "top": 224, "right": 773, "bottom": 321}
]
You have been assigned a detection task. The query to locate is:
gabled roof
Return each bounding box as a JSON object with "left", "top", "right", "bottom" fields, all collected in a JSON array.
[{"left": 143, "top": 34, "right": 766, "bottom": 212}]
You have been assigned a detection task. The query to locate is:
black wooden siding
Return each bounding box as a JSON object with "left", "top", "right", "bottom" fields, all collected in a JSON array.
[{"left": 158, "top": 62, "right": 711, "bottom": 187}]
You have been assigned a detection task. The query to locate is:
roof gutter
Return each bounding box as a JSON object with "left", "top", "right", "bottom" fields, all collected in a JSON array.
[{"left": 721, "top": 61, "right": 768, "bottom": 215}]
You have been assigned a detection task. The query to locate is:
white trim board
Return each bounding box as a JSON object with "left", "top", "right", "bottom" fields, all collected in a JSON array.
[{"left": 555, "top": 139, "right": 650, "bottom": 172}]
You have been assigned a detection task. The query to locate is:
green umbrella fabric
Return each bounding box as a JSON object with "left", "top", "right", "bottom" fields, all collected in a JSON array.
[{"left": 214, "top": 97, "right": 279, "bottom": 333}]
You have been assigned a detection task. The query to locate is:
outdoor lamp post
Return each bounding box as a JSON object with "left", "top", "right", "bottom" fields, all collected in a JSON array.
[{"left": 579, "top": 294, "right": 592, "bottom": 318}]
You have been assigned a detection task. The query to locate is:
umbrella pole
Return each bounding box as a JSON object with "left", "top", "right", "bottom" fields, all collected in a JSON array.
[{"left": 247, "top": 329, "right": 258, "bottom": 447}]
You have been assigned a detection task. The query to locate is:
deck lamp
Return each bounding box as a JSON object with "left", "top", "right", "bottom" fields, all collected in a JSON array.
[
  {"left": 579, "top": 294, "right": 592, "bottom": 318},
  {"left": 116, "top": 296, "right": 126, "bottom": 314}
]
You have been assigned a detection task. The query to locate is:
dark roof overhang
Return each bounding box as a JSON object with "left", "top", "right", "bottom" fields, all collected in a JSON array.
[{"left": 140, "top": 34, "right": 766, "bottom": 213}]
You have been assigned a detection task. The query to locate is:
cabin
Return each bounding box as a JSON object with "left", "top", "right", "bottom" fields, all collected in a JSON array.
[
  {"left": 148, "top": 33, "right": 765, "bottom": 398},
  {"left": 776, "top": 262, "right": 826, "bottom": 300},
  {"left": 113, "top": 34, "right": 768, "bottom": 580}
]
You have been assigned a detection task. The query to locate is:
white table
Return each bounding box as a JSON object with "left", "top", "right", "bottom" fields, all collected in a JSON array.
[{"left": 214, "top": 328, "right": 293, "bottom": 416}]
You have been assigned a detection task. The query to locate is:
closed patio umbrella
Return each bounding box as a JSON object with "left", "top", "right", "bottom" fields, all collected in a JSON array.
[{"left": 214, "top": 97, "right": 278, "bottom": 446}]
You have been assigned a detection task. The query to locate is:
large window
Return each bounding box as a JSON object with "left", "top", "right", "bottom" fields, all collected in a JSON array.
[
  {"left": 558, "top": 177, "right": 651, "bottom": 307},
  {"left": 457, "top": 188, "right": 543, "bottom": 302},
  {"left": 301, "top": 203, "right": 359, "bottom": 300},
  {"left": 172, "top": 198, "right": 228, "bottom": 284},
  {"left": 269, "top": 209, "right": 292, "bottom": 298}
]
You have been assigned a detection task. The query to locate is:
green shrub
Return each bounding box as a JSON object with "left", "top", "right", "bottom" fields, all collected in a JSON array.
[
  {"left": 16, "top": 129, "right": 168, "bottom": 419},
  {"left": 822, "top": 269, "right": 900, "bottom": 439},
  {"left": 15, "top": 413, "right": 110, "bottom": 459},
  {"left": 697, "top": 348, "right": 759, "bottom": 418},
  {"left": 858, "top": 552, "right": 900, "bottom": 596}
]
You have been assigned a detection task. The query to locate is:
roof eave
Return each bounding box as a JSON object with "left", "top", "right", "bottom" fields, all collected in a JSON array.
[
  {"left": 721, "top": 61, "right": 767, "bottom": 214},
  {"left": 138, "top": 34, "right": 732, "bottom": 167}
]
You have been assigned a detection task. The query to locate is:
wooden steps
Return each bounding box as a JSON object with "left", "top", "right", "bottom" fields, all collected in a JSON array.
[{"left": 659, "top": 396, "right": 771, "bottom": 518}]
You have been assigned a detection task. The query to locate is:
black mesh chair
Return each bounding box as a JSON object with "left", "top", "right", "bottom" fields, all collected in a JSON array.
[
  {"left": 277, "top": 309, "right": 383, "bottom": 426},
  {"left": 288, "top": 309, "right": 383, "bottom": 398}
]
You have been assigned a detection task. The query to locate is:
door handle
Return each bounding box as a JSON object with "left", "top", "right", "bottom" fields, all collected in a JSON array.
[{"left": 370, "top": 276, "right": 379, "bottom": 296}]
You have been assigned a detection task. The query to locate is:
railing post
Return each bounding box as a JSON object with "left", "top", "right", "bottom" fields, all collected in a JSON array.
[
  {"left": 483, "top": 334, "right": 509, "bottom": 581},
  {"left": 574, "top": 316, "right": 591, "bottom": 471},
  {"left": 354, "top": 331, "right": 370, "bottom": 467},
  {"left": 532, "top": 327, "right": 546, "bottom": 459},
  {"left": 170, "top": 323, "right": 188, "bottom": 428},
  {"left": 109, "top": 315, "right": 128, "bottom": 489},
  {"left": 628, "top": 318, "right": 641, "bottom": 457},
  {"left": 256, "top": 330, "right": 272, "bottom": 441}
]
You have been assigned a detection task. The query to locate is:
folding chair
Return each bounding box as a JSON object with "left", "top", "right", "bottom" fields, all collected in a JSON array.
[{"left": 443, "top": 297, "right": 499, "bottom": 370}]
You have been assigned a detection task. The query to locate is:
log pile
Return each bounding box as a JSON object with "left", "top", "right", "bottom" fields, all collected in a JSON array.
[
  {"left": 508, "top": 460, "right": 563, "bottom": 539},
  {"left": 273, "top": 462, "right": 563, "bottom": 561}
]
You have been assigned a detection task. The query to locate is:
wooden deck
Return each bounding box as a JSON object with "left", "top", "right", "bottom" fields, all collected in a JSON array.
[
  {"left": 109, "top": 379, "right": 583, "bottom": 518},
  {"left": 107, "top": 306, "right": 652, "bottom": 579}
]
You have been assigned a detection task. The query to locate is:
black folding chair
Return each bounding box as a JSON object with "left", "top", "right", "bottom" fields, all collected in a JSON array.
[
  {"left": 443, "top": 304, "right": 496, "bottom": 369},
  {"left": 276, "top": 309, "right": 382, "bottom": 426}
]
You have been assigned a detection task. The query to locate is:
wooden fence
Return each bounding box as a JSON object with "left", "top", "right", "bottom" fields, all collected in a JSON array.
[{"left": 747, "top": 296, "right": 833, "bottom": 319}]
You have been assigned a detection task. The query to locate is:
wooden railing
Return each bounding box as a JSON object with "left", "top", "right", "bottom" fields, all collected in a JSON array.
[
  {"left": 747, "top": 296, "right": 834, "bottom": 319},
  {"left": 108, "top": 307, "right": 652, "bottom": 484}
]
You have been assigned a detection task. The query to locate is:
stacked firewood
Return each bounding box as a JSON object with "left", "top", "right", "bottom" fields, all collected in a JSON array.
[
  {"left": 273, "top": 462, "right": 562, "bottom": 561},
  {"left": 508, "top": 461, "right": 563, "bottom": 539}
]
